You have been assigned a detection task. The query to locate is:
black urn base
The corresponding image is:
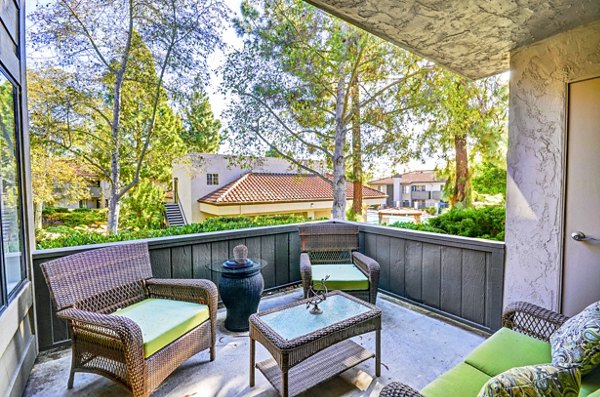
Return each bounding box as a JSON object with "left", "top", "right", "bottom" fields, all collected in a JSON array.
[{"left": 219, "top": 267, "right": 264, "bottom": 332}]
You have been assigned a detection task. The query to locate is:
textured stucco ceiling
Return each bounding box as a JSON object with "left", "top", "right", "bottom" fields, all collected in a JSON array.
[{"left": 304, "top": 0, "right": 600, "bottom": 79}]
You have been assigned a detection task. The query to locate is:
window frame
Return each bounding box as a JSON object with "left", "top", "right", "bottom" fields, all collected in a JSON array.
[
  {"left": 0, "top": 65, "right": 28, "bottom": 308},
  {"left": 206, "top": 173, "right": 219, "bottom": 185}
]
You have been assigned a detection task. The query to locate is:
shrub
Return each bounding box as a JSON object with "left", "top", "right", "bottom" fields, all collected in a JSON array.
[
  {"left": 389, "top": 206, "right": 505, "bottom": 241},
  {"left": 36, "top": 214, "right": 312, "bottom": 249},
  {"left": 43, "top": 208, "right": 107, "bottom": 228},
  {"left": 388, "top": 221, "right": 445, "bottom": 234},
  {"left": 119, "top": 181, "right": 166, "bottom": 230},
  {"left": 42, "top": 206, "right": 70, "bottom": 215}
]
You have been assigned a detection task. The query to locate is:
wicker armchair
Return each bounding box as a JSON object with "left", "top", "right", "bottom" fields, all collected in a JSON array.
[
  {"left": 41, "top": 242, "right": 218, "bottom": 397},
  {"left": 299, "top": 223, "right": 380, "bottom": 303},
  {"left": 378, "top": 301, "right": 570, "bottom": 396}
]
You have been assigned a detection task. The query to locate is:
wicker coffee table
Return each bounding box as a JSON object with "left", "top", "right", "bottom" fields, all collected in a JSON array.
[{"left": 249, "top": 291, "right": 381, "bottom": 397}]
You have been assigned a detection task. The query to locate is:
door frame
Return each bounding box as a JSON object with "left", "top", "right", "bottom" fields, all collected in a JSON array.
[{"left": 559, "top": 74, "right": 600, "bottom": 314}]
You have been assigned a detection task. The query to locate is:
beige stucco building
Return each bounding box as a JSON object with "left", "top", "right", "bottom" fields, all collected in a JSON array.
[
  {"left": 173, "top": 154, "right": 387, "bottom": 222},
  {"left": 369, "top": 171, "right": 446, "bottom": 209}
]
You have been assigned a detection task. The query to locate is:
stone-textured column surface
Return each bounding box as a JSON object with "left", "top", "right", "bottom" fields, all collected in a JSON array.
[{"left": 505, "top": 20, "right": 600, "bottom": 311}]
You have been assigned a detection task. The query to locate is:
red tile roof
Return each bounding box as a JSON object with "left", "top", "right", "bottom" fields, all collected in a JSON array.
[
  {"left": 369, "top": 170, "right": 445, "bottom": 185},
  {"left": 198, "top": 173, "right": 387, "bottom": 205}
]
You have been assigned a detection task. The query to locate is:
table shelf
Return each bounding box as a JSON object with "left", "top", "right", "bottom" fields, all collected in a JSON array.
[{"left": 256, "top": 339, "right": 374, "bottom": 397}]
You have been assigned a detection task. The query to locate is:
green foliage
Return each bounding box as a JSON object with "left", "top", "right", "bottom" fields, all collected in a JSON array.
[
  {"left": 36, "top": 215, "right": 311, "bottom": 249},
  {"left": 425, "top": 207, "right": 437, "bottom": 215},
  {"left": 43, "top": 208, "right": 107, "bottom": 228},
  {"left": 180, "top": 91, "right": 222, "bottom": 153},
  {"left": 224, "top": 0, "right": 430, "bottom": 219},
  {"left": 472, "top": 162, "right": 507, "bottom": 196},
  {"left": 345, "top": 207, "right": 359, "bottom": 222},
  {"left": 388, "top": 221, "right": 445, "bottom": 234},
  {"left": 389, "top": 206, "right": 505, "bottom": 241},
  {"left": 416, "top": 71, "right": 508, "bottom": 206},
  {"left": 42, "top": 207, "right": 70, "bottom": 215},
  {"left": 29, "top": 0, "right": 227, "bottom": 232},
  {"left": 120, "top": 181, "right": 166, "bottom": 230}
]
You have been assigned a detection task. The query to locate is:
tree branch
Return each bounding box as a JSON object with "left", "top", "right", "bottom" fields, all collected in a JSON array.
[
  {"left": 59, "top": 0, "right": 114, "bottom": 71},
  {"left": 240, "top": 92, "right": 334, "bottom": 159},
  {"left": 251, "top": 121, "right": 333, "bottom": 186}
]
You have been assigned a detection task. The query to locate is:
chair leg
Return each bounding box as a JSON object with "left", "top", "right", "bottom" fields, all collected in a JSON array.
[
  {"left": 67, "top": 370, "right": 75, "bottom": 389},
  {"left": 68, "top": 343, "right": 77, "bottom": 389},
  {"left": 210, "top": 345, "right": 216, "bottom": 361}
]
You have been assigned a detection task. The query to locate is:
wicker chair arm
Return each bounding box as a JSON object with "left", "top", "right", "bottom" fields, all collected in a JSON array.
[
  {"left": 380, "top": 382, "right": 424, "bottom": 397},
  {"left": 145, "top": 278, "right": 218, "bottom": 314},
  {"left": 502, "top": 301, "right": 568, "bottom": 342},
  {"left": 58, "top": 307, "right": 145, "bottom": 366},
  {"left": 352, "top": 251, "right": 380, "bottom": 302},
  {"left": 300, "top": 253, "right": 313, "bottom": 295}
]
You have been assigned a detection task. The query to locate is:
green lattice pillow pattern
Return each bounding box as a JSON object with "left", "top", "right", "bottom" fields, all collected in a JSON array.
[
  {"left": 551, "top": 301, "right": 600, "bottom": 375},
  {"left": 477, "top": 365, "right": 581, "bottom": 397}
]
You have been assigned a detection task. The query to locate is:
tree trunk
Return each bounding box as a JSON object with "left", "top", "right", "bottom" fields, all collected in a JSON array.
[
  {"left": 350, "top": 75, "right": 363, "bottom": 220},
  {"left": 453, "top": 133, "right": 470, "bottom": 206},
  {"left": 34, "top": 201, "right": 43, "bottom": 230},
  {"left": 331, "top": 76, "right": 348, "bottom": 220},
  {"left": 107, "top": 190, "right": 121, "bottom": 233}
]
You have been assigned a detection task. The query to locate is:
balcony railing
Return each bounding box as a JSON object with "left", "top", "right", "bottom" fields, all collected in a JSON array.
[
  {"left": 411, "top": 191, "right": 430, "bottom": 200},
  {"left": 32, "top": 221, "right": 505, "bottom": 351}
]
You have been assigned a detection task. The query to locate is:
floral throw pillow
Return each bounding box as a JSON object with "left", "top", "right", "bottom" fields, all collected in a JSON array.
[
  {"left": 478, "top": 365, "right": 581, "bottom": 397},
  {"left": 551, "top": 301, "right": 600, "bottom": 375}
]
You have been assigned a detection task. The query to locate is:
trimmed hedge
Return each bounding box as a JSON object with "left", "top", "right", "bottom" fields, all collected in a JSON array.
[
  {"left": 43, "top": 207, "right": 107, "bottom": 228},
  {"left": 36, "top": 214, "right": 312, "bottom": 250},
  {"left": 389, "top": 206, "right": 505, "bottom": 241}
]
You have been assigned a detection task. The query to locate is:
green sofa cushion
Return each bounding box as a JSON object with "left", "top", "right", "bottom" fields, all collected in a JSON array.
[
  {"left": 112, "top": 298, "right": 210, "bottom": 358},
  {"left": 421, "top": 362, "right": 491, "bottom": 397},
  {"left": 311, "top": 264, "right": 369, "bottom": 291},
  {"left": 581, "top": 365, "right": 600, "bottom": 396},
  {"left": 465, "top": 327, "right": 552, "bottom": 377}
]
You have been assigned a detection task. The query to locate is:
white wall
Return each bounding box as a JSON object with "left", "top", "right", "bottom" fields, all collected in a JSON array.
[
  {"left": 392, "top": 176, "right": 401, "bottom": 204},
  {"left": 505, "top": 20, "right": 600, "bottom": 311}
]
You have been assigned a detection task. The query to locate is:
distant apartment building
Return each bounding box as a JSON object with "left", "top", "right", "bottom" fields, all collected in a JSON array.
[
  {"left": 172, "top": 153, "right": 387, "bottom": 223},
  {"left": 368, "top": 170, "right": 446, "bottom": 209},
  {"left": 55, "top": 168, "right": 111, "bottom": 210}
]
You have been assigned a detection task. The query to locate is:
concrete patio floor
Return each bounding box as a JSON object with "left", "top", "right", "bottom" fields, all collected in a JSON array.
[{"left": 24, "top": 289, "right": 486, "bottom": 397}]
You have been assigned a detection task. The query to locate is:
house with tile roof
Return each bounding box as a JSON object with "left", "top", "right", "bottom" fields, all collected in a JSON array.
[
  {"left": 172, "top": 154, "right": 387, "bottom": 222},
  {"left": 368, "top": 170, "right": 446, "bottom": 209}
]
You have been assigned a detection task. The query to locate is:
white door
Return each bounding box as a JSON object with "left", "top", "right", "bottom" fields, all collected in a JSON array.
[{"left": 562, "top": 77, "right": 600, "bottom": 317}]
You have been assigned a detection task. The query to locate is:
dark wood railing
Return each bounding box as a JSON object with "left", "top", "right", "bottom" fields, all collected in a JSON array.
[
  {"left": 32, "top": 221, "right": 505, "bottom": 350},
  {"left": 357, "top": 223, "right": 505, "bottom": 332}
]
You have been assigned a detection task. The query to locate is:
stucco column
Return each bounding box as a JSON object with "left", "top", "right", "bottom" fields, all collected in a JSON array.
[
  {"left": 504, "top": 20, "right": 600, "bottom": 312},
  {"left": 393, "top": 174, "right": 401, "bottom": 207}
]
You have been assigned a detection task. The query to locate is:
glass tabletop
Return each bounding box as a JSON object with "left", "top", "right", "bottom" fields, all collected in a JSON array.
[
  {"left": 259, "top": 294, "right": 370, "bottom": 341},
  {"left": 204, "top": 258, "right": 268, "bottom": 274}
]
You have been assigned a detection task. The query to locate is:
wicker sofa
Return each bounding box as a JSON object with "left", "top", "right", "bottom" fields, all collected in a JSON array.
[
  {"left": 380, "top": 302, "right": 600, "bottom": 397},
  {"left": 41, "top": 242, "right": 218, "bottom": 397},
  {"left": 299, "top": 223, "right": 380, "bottom": 303}
]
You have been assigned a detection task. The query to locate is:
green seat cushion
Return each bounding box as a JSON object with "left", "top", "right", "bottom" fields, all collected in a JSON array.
[
  {"left": 465, "top": 327, "right": 552, "bottom": 377},
  {"left": 311, "top": 264, "right": 369, "bottom": 291},
  {"left": 111, "top": 298, "right": 210, "bottom": 358},
  {"left": 421, "top": 362, "right": 491, "bottom": 397},
  {"left": 581, "top": 365, "right": 600, "bottom": 396}
]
